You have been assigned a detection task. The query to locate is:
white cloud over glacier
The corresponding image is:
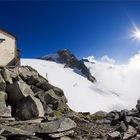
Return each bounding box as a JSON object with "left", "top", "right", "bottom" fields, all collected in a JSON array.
[
  {"left": 85, "top": 51, "right": 140, "bottom": 110},
  {"left": 100, "top": 55, "right": 116, "bottom": 64}
]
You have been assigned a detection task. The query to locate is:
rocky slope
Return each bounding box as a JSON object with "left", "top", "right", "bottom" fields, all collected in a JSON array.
[{"left": 0, "top": 66, "right": 140, "bottom": 139}]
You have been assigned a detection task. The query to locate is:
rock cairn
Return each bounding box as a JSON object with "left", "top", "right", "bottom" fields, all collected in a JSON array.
[
  {"left": 1, "top": 66, "right": 140, "bottom": 140},
  {"left": 0, "top": 66, "right": 76, "bottom": 140}
]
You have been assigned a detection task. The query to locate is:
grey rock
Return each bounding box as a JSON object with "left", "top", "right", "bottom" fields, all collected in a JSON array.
[
  {"left": 8, "top": 119, "right": 43, "bottom": 126},
  {"left": 38, "top": 117, "right": 76, "bottom": 133},
  {"left": 136, "top": 125, "right": 140, "bottom": 133},
  {"left": 53, "top": 99, "right": 69, "bottom": 112},
  {"left": 52, "top": 86, "right": 64, "bottom": 97},
  {"left": 44, "top": 106, "right": 54, "bottom": 116},
  {"left": 102, "top": 119, "right": 112, "bottom": 124},
  {"left": 44, "top": 89, "right": 65, "bottom": 104},
  {"left": 130, "top": 117, "right": 140, "bottom": 127},
  {"left": 106, "top": 111, "right": 120, "bottom": 123},
  {"left": 6, "top": 80, "right": 34, "bottom": 104},
  {"left": 36, "top": 89, "right": 68, "bottom": 112},
  {"left": 0, "top": 125, "right": 34, "bottom": 136},
  {"left": 134, "top": 134, "right": 140, "bottom": 140},
  {"left": 107, "top": 131, "right": 121, "bottom": 140},
  {"left": 35, "top": 79, "right": 50, "bottom": 91},
  {"left": 27, "top": 75, "right": 40, "bottom": 85},
  {"left": 35, "top": 90, "right": 55, "bottom": 115},
  {"left": 7, "top": 117, "right": 76, "bottom": 136},
  {"left": 93, "top": 111, "right": 107, "bottom": 118},
  {"left": 123, "top": 125, "right": 136, "bottom": 140},
  {"left": 1, "top": 68, "right": 13, "bottom": 84},
  {"left": 18, "top": 66, "right": 38, "bottom": 81},
  {"left": 91, "top": 111, "right": 107, "bottom": 121},
  {"left": 0, "top": 117, "right": 15, "bottom": 123},
  {"left": 31, "top": 85, "right": 42, "bottom": 94},
  {"left": 0, "top": 136, "right": 6, "bottom": 140},
  {"left": 7, "top": 122, "right": 40, "bottom": 134},
  {"left": 45, "top": 116, "right": 57, "bottom": 121},
  {"left": 124, "top": 116, "right": 132, "bottom": 125},
  {"left": 127, "top": 109, "right": 138, "bottom": 117},
  {"left": 48, "top": 130, "right": 74, "bottom": 138},
  {"left": 15, "top": 95, "right": 44, "bottom": 120},
  {"left": 116, "top": 121, "right": 127, "bottom": 132}
]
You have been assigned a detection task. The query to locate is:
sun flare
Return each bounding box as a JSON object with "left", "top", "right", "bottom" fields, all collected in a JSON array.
[{"left": 131, "top": 24, "right": 140, "bottom": 42}]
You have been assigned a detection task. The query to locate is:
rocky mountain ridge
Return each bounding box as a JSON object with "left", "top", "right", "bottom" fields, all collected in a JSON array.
[{"left": 41, "top": 49, "right": 96, "bottom": 83}]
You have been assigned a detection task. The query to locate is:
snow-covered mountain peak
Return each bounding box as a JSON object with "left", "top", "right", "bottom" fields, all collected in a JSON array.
[{"left": 40, "top": 49, "right": 96, "bottom": 83}]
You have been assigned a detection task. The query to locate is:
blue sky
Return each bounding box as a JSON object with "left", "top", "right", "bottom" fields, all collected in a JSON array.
[{"left": 1, "top": 1, "right": 140, "bottom": 63}]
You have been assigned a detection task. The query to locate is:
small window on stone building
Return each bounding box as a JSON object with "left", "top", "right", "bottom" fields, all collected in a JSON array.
[{"left": 0, "top": 38, "right": 5, "bottom": 43}]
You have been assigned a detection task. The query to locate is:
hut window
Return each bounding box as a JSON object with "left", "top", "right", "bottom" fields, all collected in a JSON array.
[{"left": 0, "top": 38, "right": 5, "bottom": 43}]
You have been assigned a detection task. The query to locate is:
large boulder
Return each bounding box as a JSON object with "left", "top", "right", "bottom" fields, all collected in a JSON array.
[
  {"left": 2, "top": 118, "right": 76, "bottom": 139},
  {"left": 43, "top": 89, "right": 60, "bottom": 104},
  {"left": 0, "top": 125, "right": 34, "bottom": 137},
  {"left": 123, "top": 125, "right": 137, "bottom": 140},
  {"left": 116, "top": 121, "right": 127, "bottom": 132},
  {"left": 15, "top": 95, "right": 44, "bottom": 120},
  {"left": 6, "top": 80, "right": 34, "bottom": 104},
  {"left": 18, "top": 66, "right": 38, "bottom": 81},
  {"left": 107, "top": 131, "right": 121, "bottom": 140},
  {"left": 37, "top": 117, "right": 76, "bottom": 133},
  {"left": 36, "top": 89, "right": 68, "bottom": 113},
  {"left": 106, "top": 111, "right": 120, "bottom": 124},
  {"left": 91, "top": 111, "right": 107, "bottom": 121}
]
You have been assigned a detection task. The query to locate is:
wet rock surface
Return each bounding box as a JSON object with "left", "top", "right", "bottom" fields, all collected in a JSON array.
[{"left": 1, "top": 66, "right": 140, "bottom": 139}]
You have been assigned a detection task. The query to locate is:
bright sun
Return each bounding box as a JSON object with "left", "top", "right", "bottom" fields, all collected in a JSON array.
[{"left": 131, "top": 25, "right": 140, "bottom": 42}]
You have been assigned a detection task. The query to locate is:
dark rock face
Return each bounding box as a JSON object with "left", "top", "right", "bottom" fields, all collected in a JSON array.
[
  {"left": 57, "top": 49, "right": 96, "bottom": 83},
  {"left": 6, "top": 80, "right": 34, "bottom": 104}
]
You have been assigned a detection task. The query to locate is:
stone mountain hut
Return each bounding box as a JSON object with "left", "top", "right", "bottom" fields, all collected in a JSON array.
[{"left": 0, "top": 29, "right": 20, "bottom": 67}]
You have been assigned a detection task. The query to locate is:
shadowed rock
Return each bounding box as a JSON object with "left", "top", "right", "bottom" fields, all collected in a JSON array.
[
  {"left": 15, "top": 95, "right": 44, "bottom": 120},
  {"left": 6, "top": 80, "right": 34, "bottom": 104},
  {"left": 107, "top": 131, "right": 121, "bottom": 140},
  {"left": 123, "top": 125, "right": 136, "bottom": 140}
]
